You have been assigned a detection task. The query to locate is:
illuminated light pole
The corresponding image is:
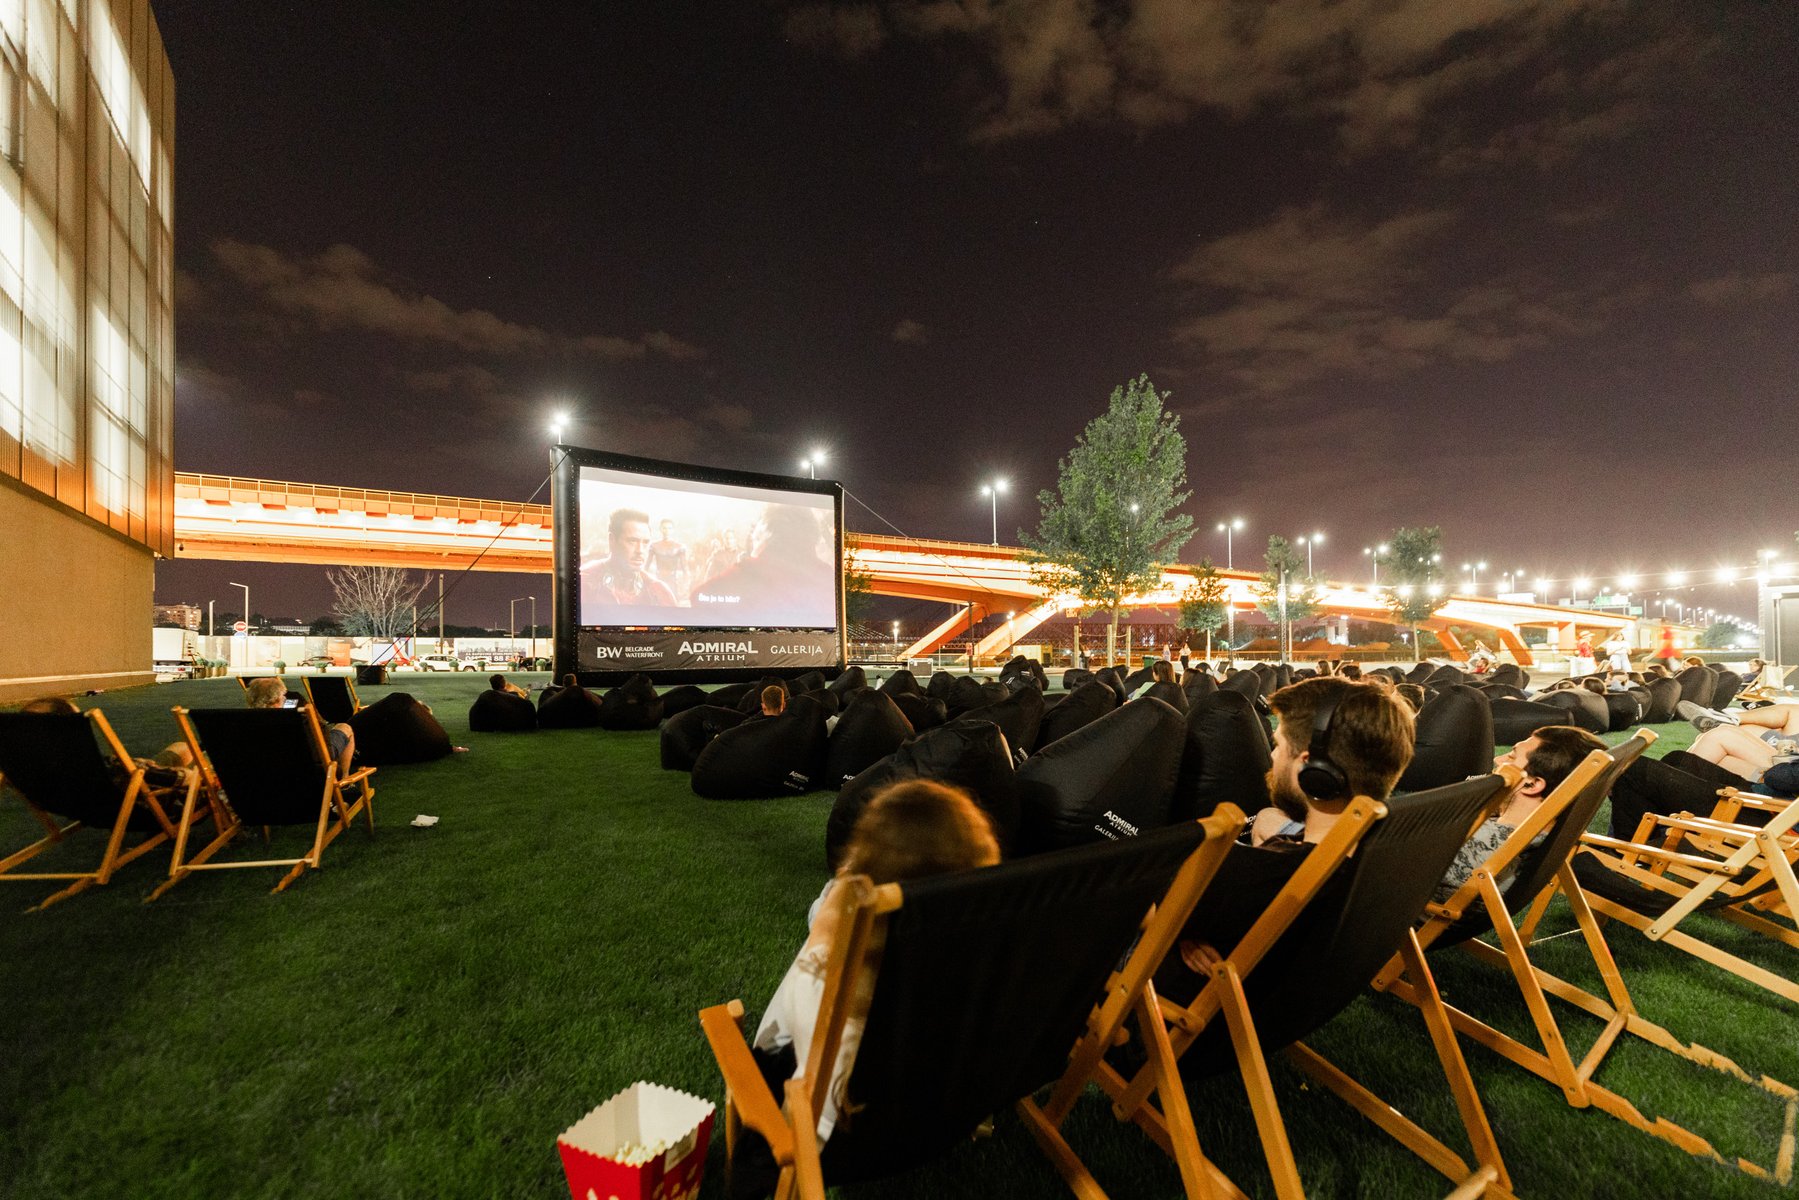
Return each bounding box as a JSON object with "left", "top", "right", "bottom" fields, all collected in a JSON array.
[
  {"left": 1216, "top": 518, "right": 1244, "bottom": 653},
  {"left": 1363, "top": 543, "right": 1387, "bottom": 587},
  {"left": 549, "top": 411, "right": 568, "bottom": 442},
  {"left": 980, "top": 478, "right": 1007, "bottom": 545},
  {"left": 892, "top": 621, "right": 900, "bottom": 654},
  {"left": 229, "top": 581, "right": 250, "bottom": 670},
  {"left": 800, "top": 449, "right": 827, "bottom": 479},
  {"left": 1462, "top": 560, "right": 1487, "bottom": 594},
  {"left": 529, "top": 595, "right": 537, "bottom": 661},
  {"left": 509, "top": 596, "right": 530, "bottom": 655},
  {"left": 1297, "top": 532, "right": 1324, "bottom": 578}
]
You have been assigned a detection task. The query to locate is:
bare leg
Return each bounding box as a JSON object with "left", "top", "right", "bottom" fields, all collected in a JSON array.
[
  {"left": 329, "top": 724, "right": 356, "bottom": 775},
  {"left": 1734, "top": 704, "right": 1799, "bottom": 736},
  {"left": 1690, "top": 726, "right": 1778, "bottom": 779}
]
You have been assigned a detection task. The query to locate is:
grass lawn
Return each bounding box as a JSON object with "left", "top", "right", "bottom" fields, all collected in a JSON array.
[{"left": 1, "top": 676, "right": 1794, "bottom": 1199}]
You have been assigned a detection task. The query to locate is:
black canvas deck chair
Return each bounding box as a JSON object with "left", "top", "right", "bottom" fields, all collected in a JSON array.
[
  {"left": 699, "top": 807, "right": 1244, "bottom": 1200},
  {"left": 1568, "top": 786, "right": 1799, "bottom": 1006},
  {"left": 0, "top": 710, "right": 199, "bottom": 910},
  {"left": 1103, "top": 773, "right": 1515, "bottom": 1199},
  {"left": 302, "top": 674, "right": 362, "bottom": 725},
  {"left": 150, "top": 705, "right": 376, "bottom": 898},
  {"left": 1376, "top": 732, "right": 1798, "bottom": 1181}
]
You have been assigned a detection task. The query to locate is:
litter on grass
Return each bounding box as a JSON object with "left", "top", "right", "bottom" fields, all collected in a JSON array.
[{"left": 410, "top": 814, "right": 439, "bottom": 828}]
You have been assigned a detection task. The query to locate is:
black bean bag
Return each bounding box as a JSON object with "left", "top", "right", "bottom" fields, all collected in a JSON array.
[
  {"left": 690, "top": 696, "right": 831, "bottom": 799},
  {"left": 1489, "top": 664, "right": 1526, "bottom": 689},
  {"left": 926, "top": 671, "right": 957, "bottom": 700},
  {"left": 1711, "top": 670, "right": 1743, "bottom": 712},
  {"left": 960, "top": 685, "right": 1045, "bottom": 759},
  {"left": 791, "top": 671, "right": 827, "bottom": 694},
  {"left": 1537, "top": 689, "right": 1609, "bottom": 735},
  {"left": 822, "top": 690, "right": 915, "bottom": 787},
  {"left": 999, "top": 656, "right": 1048, "bottom": 691},
  {"left": 1675, "top": 666, "right": 1716, "bottom": 708},
  {"left": 659, "top": 704, "right": 748, "bottom": 771},
  {"left": 468, "top": 689, "right": 537, "bottom": 733},
  {"left": 1627, "top": 686, "right": 1654, "bottom": 719},
  {"left": 891, "top": 692, "right": 949, "bottom": 732},
  {"left": 798, "top": 687, "right": 841, "bottom": 717},
  {"left": 1641, "top": 677, "right": 1682, "bottom": 723},
  {"left": 348, "top": 692, "right": 454, "bottom": 764},
  {"left": 1142, "top": 681, "right": 1188, "bottom": 713},
  {"left": 828, "top": 666, "right": 868, "bottom": 695},
  {"left": 356, "top": 664, "right": 388, "bottom": 686},
  {"left": 1171, "top": 690, "right": 1271, "bottom": 822},
  {"left": 1123, "top": 666, "right": 1155, "bottom": 693},
  {"left": 827, "top": 718, "right": 1018, "bottom": 869},
  {"left": 1477, "top": 683, "right": 1528, "bottom": 701},
  {"left": 708, "top": 682, "right": 756, "bottom": 709},
  {"left": 1034, "top": 681, "right": 1118, "bottom": 751},
  {"left": 1093, "top": 668, "right": 1129, "bottom": 706},
  {"left": 657, "top": 684, "right": 709, "bottom": 720},
  {"left": 737, "top": 675, "right": 791, "bottom": 715},
  {"left": 1426, "top": 665, "right": 1465, "bottom": 687},
  {"left": 1254, "top": 667, "right": 1280, "bottom": 700},
  {"left": 947, "top": 675, "right": 994, "bottom": 715},
  {"left": 1273, "top": 664, "right": 1293, "bottom": 690},
  {"left": 1015, "top": 698, "right": 1186, "bottom": 855},
  {"left": 1062, "top": 668, "right": 1094, "bottom": 691},
  {"left": 1603, "top": 690, "right": 1643, "bottom": 733},
  {"left": 1182, "top": 671, "right": 1218, "bottom": 702},
  {"left": 1220, "top": 670, "right": 1261, "bottom": 700},
  {"left": 537, "top": 683, "right": 604, "bottom": 729},
  {"left": 1405, "top": 663, "right": 1435, "bottom": 684},
  {"left": 598, "top": 674, "right": 665, "bottom": 731},
  {"left": 1398, "top": 685, "right": 1495, "bottom": 793},
  {"left": 1491, "top": 698, "right": 1582, "bottom": 746},
  {"left": 878, "top": 669, "right": 921, "bottom": 698}
]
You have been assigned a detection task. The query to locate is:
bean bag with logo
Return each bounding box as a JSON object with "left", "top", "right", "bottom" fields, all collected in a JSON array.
[
  {"left": 827, "top": 717, "right": 1018, "bottom": 869},
  {"left": 822, "top": 690, "right": 915, "bottom": 788},
  {"left": 691, "top": 696, "right": 831, "bottom": 799},
  {"left": 1015, "top": 698, "right": 1185, "bottom": 855}
]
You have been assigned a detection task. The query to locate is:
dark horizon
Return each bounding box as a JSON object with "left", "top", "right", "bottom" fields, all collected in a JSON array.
[{"left": 150, "top": 2, "right": 1797, "bottom": 631}]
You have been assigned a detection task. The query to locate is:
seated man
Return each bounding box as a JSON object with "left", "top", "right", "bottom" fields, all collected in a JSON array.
[
  {"left": 1433, "top": 725, "right": 1606, "bottom": 903},
  {"left": 245, "top": 676, "right": 355, "bottom": 775},
  {"left": 759, "top": 684, "right": 786, "bottom": 718},
  {"left": 1159, "top": 678, "right": 1416, "bottom": 1003},
  {"left": 488, "top": 672, "right": 529, "bottom": 699}
]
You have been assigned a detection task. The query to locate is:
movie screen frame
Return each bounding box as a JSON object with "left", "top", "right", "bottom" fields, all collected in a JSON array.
[{"left": 552, "top": 445, "right": 847, "bottom": 686}]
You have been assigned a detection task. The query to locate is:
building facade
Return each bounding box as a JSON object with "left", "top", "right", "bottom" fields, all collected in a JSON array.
[
  {"left": 0, "top": 0, "right": 173, "bottom": 701},
  {"left": 152, "top": 601, "right": 199, "bottom": 630}
]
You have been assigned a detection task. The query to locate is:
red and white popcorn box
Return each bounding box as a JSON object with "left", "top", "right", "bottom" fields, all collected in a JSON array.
[{"left": 557, "top": 1081, "right": 716, "bottom": 1200}]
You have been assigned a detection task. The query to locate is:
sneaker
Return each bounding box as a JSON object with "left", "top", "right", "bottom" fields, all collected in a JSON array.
[{"left": 1677, "top": 701, "right": 1736, "bottom": 731}]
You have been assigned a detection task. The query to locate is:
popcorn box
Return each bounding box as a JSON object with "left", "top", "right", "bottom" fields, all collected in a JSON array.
[{"left": 557, "top": 1082, "right": 715, "bottom": 1200}]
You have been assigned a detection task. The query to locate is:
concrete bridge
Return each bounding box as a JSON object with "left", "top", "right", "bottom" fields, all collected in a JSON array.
[{"left": 172, "top": 472, "right": 1636, "bottom": 665}]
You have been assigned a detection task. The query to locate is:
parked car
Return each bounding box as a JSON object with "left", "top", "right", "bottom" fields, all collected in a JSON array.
[
  {"left": 415, "top": 653, "right": 476, "bottom": 672},
  {"left": 300, "top": 655, "right": 335, "bottom": 670}
]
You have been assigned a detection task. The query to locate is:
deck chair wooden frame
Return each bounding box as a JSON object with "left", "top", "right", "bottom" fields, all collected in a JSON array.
[
  {"left": 699, "top": 807, "right": 1245, "bottom": 1200},
  {"left": 1568, "top": 786, "right": 1799, "bottom": 1005},
  {"left": 150, "top": 705, "right": 376, "bottom": 899},
  {"left": 1376, "top": 732, "right": 1799, "bottom": 1184},
  {"left": 1103, "top": 774, "right": 1518, "bottom": 1200},
  {"left": 302, "top": 674, "right": 362, "bottom": 724},
  {"left": 0, "top": 709, "right": 201, "bottom": 911}
]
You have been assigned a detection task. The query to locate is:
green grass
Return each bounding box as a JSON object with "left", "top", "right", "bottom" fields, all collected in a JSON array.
[{"left": 0, "top": 678, "right": 1791, "bottom": 1199}]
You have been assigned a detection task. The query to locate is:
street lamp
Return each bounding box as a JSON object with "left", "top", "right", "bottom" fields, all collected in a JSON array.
[
  {"left": 529, "top": 595, "right": 537, "bottom": 660},
  {"left": 549, "top": 411, "right": 568, "bottom": 441},
  {"left": 229, "top": 581, "right": 250, "bottom": 669},
  {"left": 1462, "top": 560, "right": 1487, "bottom": 594},
  {"left": 800, "top": 448, "right": 827, "bottom": 478},
  {"left": 891, "top": 621, "right": 900, "bottom": 652},
  {"left": 1297, "top": 532, "right": 1324, "bottom": 578},
  {"left": 1363, "top": 543, "right": 1387, "bottom": 587},
  {"left": 1216, "top": 518, "right": 1244, "bottom": 651},
  {"left": 509, "top": 596, "right": 531, "bottom": 654},
  {"left": 980, "top": 478, "right": 1007, "bottom": 545}
]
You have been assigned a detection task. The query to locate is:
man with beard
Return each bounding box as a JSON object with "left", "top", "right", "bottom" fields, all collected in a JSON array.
[
  {"left": 582, "top": 508, "right": 675, "bottom": 616},
  {"left": 1154, "top": 676, "right": 1417, "bottom": 1004}
]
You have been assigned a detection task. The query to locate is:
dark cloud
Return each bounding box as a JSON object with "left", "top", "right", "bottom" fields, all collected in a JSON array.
[
  {"left": 783, "top": 2, "right": 887, "bottom": 56},
  {"left": 891, "top": 317, "right": 930, "bottom": 344},
  {"left": 1689, "top": 271, "right": 1796, "bottom": 307}
]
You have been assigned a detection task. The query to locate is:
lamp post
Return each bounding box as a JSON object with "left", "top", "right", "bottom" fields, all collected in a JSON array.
[
  {"left": 892, "top": 621, "right": 900, "bottom": 655},
  {"left": 529, "top": 595, "right": 537, "bottom": 661},
  {"left": 1216, "top": 518, "right": 1243, "bottom": 653},
  {"left": 229, "top": 581, "right": 250, "bottom": 669},
  {"left": 1462, "top": 561, "right": 1486, "bottom": 594},
  {"left": 509, "top": 596, "right": 529, "bottom": 657},
  {"left": 1297, "top": 532, "right": 1324, "bottom": 578},
  {"left": 980, "top": 478, "right": 1007, "bottom": 545},
  {"left": 1363, "top": 543, "right": 1387, "bottom": 587},
  {"left": 800, "top": 449, "right": 827, "bottom": 479}
]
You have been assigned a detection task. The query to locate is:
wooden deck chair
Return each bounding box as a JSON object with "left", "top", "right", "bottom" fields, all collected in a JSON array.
[
  {"left": 1567, "top": 786, "right": 1799, "bottom": 1005},
  {"left": 0, "top": 710, "right": 200, "bottom": 910},
  {"left": 150, "top": 706, "right": 376, "bottom": 899},
  {"left": 1376, "top": 732, "right": 1799, "bottom": 1182},
  {"left": 699, "top": 808, "right": 1244, "bottom": 1200},
  {"left": 1103, "top": 773, "right": 1516, "bottom": 1200},
  {"left": 302, "top": 674, "right": 362, "bottom": 725}
]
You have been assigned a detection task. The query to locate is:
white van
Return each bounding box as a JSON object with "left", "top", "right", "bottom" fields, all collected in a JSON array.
[{"left": 415, "top": 653, "right": 475, "bottom": 672}]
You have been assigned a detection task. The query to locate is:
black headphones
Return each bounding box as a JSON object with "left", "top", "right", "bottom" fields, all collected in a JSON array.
[{"left": 1296, "top": 693, "right": 1349, "bottom": 800}]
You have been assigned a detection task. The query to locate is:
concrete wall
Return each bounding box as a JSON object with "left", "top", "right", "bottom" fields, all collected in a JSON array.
[{"left": 0, "top": 480, "right": 154, "bottom": 702}]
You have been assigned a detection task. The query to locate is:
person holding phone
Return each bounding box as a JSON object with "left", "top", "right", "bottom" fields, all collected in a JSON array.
[{"left": 245, "top": 677, "right": 355, "bottom": 776}]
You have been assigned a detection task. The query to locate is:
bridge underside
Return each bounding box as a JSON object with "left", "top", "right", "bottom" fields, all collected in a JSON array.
[{"left": 173, "top": 472, "right": 1637, "bottom": 666}]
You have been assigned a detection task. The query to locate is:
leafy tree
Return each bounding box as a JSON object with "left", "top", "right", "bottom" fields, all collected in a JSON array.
[
  {"left": 1252, "top": 536, "right": 1323, "bottom": 629},
  {"left": 328, "top": 566, "right": 430, "bottom": 642},
  {"left": 1022, "top": 375, "right": 1193, "bottom": 664},
  {"left": 843, "top": 536, "right": 876, "bottom": 626},
  {"left": 1382, "top": 526, "right": 1446, "bottom": 659},
  {"left": 309, "top": 616, "right": 345, "bottom": 636},
  {"left": 1178, "top": 558, "right": 1229, "bottom": 658},
  {"left": 1696, "top": 621, "right": 1741, "bottom": 650}
]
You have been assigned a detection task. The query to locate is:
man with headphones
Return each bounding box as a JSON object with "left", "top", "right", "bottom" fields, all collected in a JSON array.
[{"left": 1247, "top": 676, "right": 1418, "bottom": 846}]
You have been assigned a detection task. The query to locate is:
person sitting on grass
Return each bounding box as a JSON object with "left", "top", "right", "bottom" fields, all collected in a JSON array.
[
  {"left": 748, "top": 780, "right": 1000, "bottom": 1167},
  {"left": 19, "top": 696, "right": 193, "bottom": 783},
  {"left": 245, "top": 676, "right": 356, "bottom": 775},
  {"left": 1432, "top": 725, "right": 1606, "bottom": 904}
]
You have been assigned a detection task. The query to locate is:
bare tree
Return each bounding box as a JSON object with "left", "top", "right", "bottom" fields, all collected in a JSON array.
[{"left": 328, "top": 566, "right": 430, "bottom": 641}]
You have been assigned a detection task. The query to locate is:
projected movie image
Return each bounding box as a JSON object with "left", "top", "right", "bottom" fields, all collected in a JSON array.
[{"left": 577, "top": 467, "right": 837, "bottom": 630}]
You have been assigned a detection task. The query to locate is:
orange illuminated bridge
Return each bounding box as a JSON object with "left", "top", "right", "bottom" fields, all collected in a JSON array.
[{"left": 173, "top": 472, "right": 1635, "bottom": 665}]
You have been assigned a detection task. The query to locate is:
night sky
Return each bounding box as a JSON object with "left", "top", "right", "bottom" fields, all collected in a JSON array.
[{"left": 151, "top": 1, "right": 1798, "bottom": 631}]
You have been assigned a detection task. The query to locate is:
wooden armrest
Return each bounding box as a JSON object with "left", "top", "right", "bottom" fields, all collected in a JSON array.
[
  {"left": 783, "top": 1078, "right": 825, "bottom": 1199},
  {"left": 1641, "top": 814, "right": 1758, "bottom": 840},
  {"left": 1579, "top": 833, "right": 1737, "bottom": 873},
  {"left": 699, "top": 1001, "right": 792, "bottom": 1165},
  {"left": 341, "top": 766, "right": 377, "bottom": 787},
  {"left": 1723, "top": 794, "right": 1792, "bottom": 815}
]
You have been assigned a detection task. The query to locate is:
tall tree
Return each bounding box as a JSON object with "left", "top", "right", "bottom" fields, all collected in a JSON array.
[
  {"left": 1021, "top": 375, "right": 1193, "bottom": 664},
  {"left": 1382, "top": 526, "right": 1446, "bottom": 659},
  {"left": 1178, "top": 558, "right": 1228, "bottom": 659},
  {"left": 843, "top": 536, "right": 876, "bottom": 627},
  {"left": 1252, "top": 536, "right": 1323, "bottom": 656},
  {"left": 328, "top": 566, "right": 430, "bottom": 642}
]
